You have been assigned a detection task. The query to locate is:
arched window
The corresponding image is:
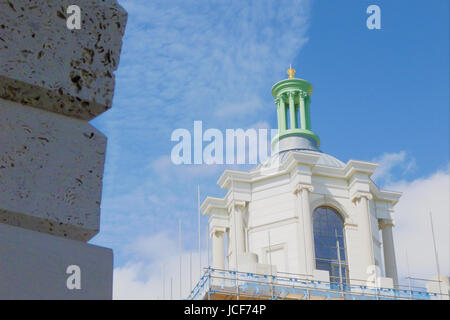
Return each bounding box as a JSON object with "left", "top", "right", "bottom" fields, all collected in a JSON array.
[{"left": 313, "top": 206, "right": 348, "bottom": 287}]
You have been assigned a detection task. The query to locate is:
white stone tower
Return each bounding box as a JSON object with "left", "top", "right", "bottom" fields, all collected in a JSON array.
[{"left": 201, "top": 67, "right": 401, "bottom": 289}]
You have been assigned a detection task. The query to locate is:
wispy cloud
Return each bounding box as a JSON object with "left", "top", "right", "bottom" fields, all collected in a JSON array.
[
  {"left": 371, "top": 151, "right": 416, "bottom": 187},
  {"left": 215, "top": 98, "right": 264, "bottom": 118},
  {"left": 371, "top": 151, "right": 448, "bottom": 283},
  {"left": 94, "top": 0, "right": 312, "bottom": 186},
  {"left": 151, "top": 155, "right": 225, "bottom": 184},
  {"left": 114, "top": 232, "right": 209, "bottom": 299},
  {"left": 387, "top": 165, "right": 449, "bottom": 284},
  {"left": 92, "top": 1, "right": 312, "bottom": 267}
]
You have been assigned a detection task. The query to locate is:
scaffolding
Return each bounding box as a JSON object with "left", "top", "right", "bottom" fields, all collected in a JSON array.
[{"left": 187, "top": 268, "right": 446, "bottom": 300}]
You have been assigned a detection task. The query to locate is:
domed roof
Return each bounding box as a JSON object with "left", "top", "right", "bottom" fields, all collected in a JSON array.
[{"left": 252, "top": 149, "right": 345, "bottom": 172}]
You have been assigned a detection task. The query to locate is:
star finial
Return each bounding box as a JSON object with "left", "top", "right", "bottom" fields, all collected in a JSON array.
[{"left": 287, "top": 64, "right": 296, "bottom": 79}]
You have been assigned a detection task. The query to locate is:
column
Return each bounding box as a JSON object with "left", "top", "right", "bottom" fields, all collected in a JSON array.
[
  {"left": 353, "top": 193, "right": 375, "bottom": 272},
  {"left": 275, "top": 98, "right": 283, "bottom": 132},
  {"left": 379, "top": 219, "right": 399, "bottom": 287},
  {"left": 235, "top": 204, "right": 246, "bottom": 255},
  {"left": 289, "top": 91, "right": 296, "bottom": 129},
  {"left": 305, "top": 96, "right": 311, "bottom": 130},
  {"left": 299, "top": 95, "right": 307, "bottom": 130},
  {"left": 212, "top": 229, "right": 225, "bottom": 270},
  {"left": 294, "top": 184, "right": 315, "bottom": 275},
  {"left": 230, "top": 201, "right": 247, "bottom": 258},
  {"left": 279, "top": 95, "right": 287, "bottom": 132}
]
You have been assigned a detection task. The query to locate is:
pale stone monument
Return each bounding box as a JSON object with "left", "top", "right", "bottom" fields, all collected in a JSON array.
[{"left": 0, "top": 0, "right": 127, "bottom": 299}]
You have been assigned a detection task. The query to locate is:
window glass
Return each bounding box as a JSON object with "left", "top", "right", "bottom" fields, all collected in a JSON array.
[{"left": 313, "top": 206, "right": 349, "bottom": 287}]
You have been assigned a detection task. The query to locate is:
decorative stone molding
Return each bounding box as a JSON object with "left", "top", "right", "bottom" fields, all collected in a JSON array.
[
  {"left": 210, "top": 226, "right": 227, "bottom": 238},
  {"left": 227, "top": 200, "right": 247, "bottom": 213},
  {"left": 200, "top": 196, "right": 227, "bottom": 216},
  {"left": 343, "top": 221, "right": 358, "bottom": 229},
  {"left": 378, "top": 218, "right": 395, "bottom": 230},
  {"left": 293, "top": 183, "right": 314, "bottom": 195},
  {"left": 351, "top": 191, "right": 373, "bottom": 203}
]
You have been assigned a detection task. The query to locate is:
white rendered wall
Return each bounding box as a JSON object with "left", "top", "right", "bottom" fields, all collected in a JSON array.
[
  {"left": 203, "top": 153, "right": 401, "bottom": 288},
  {"left": 248, "top": 173, "right": 303, "bottom": 275},
  {"left": 232, "top": 174, "right": 387, "bottom": 283}
]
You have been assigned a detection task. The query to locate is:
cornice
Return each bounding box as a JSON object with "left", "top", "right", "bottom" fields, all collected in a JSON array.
[
  {"left": 200, "top": 196, "right": 227, "bottom": 216},
  {"left": 214, "top": 155, "right": 402, "bottom": 206},
  {"left": 369, "top": 180, "right": 402, "bottom": 205},
  {"left": 344, "top": 160, "right": 378, "bottom": 179},
  {"left": 217, "top": 152, "right": 321, "bottom": 189},
  {"left": 218, "top": 156, "right": 383, "bottom": 190}
]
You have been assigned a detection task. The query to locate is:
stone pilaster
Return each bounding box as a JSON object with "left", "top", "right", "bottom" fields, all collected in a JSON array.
[
  {"left": 211, "top": 227, "right": 226, "bottom": 270},
  {"left": 379, "top": 219, "right": 399, "bottom": 287},
  {"left": 352, "top": 192, "right": 375, "bottom": 272},
  {"left": 294, "top": 183, "right": 315, "bottom": 275},
  {"left": 227, "top": 200, "right": 247, "bottom": 269}
]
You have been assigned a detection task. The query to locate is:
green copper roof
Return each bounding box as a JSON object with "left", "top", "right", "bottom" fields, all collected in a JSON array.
[{"left": 271, "top": 70, "right": 320, "bottom": 149}]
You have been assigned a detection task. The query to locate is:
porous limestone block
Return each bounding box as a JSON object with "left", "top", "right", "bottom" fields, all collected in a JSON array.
[
  {"left": 0, "top": 98, "right": 106, "bottom": 241},
  {"left": 0, "top": 223, "right": 113, "bottom": 300},
  {"left": 0, "top": 0, "right": 127, "bottom": 120}
]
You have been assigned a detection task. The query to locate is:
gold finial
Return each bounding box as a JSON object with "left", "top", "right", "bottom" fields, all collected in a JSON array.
[{"left": 287, "top": 64, "right": 296, "bottom": 79}]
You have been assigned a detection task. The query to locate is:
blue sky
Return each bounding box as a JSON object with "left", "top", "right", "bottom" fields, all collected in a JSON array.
[{"left": 88, "top": 0, "right": 449, "bottom": 298}]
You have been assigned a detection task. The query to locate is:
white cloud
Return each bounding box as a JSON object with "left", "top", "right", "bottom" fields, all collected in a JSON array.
[
  {"left": 98, "top": 0, "right": 312, "bottom": 157},
  {"left": 94, "top": 0, "right": 312, "bottom": 256},
  {"left": 113, "top": 232, "right": 209, "bottom": 300},
  {"left": 215, "top": 98, "right": 265, "bottom": 118},
  {"left": 372, "top": 151, "right": 448, "bottom": 285},
  {"left": 151, "top": 155, "right": 224, "bottom": 182},
  {"left": 386, "top": 166, "right": 449, "bottom": 286},
  {"left": 371, "top": 151, "right": 416, "bottom": 186},
  {"left": 253, "top": 122, "right": 270, "bottom": 129}
]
